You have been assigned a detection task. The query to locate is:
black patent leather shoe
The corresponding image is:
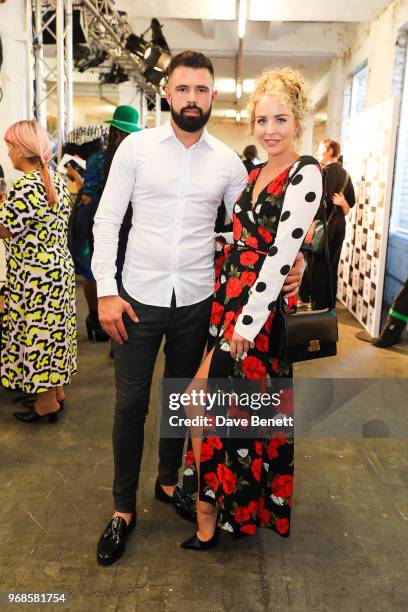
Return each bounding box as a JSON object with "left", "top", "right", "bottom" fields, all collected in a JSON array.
[
  {"left": 154, "top": 478, "right": 197, "bottom": 523},
  {"left": 97, "top": 514, "right": 136, "bottom": 566},
  {"left": 13, "top": 406, "right": 61, "bottom": 423},
  {"left": 180, "top": 528, "right": 220, "bottom": 551}
]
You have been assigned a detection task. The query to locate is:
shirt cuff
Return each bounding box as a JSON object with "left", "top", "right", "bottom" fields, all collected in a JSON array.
[{"left": 96, "top": 278, "right": 118, "bottom": 298}]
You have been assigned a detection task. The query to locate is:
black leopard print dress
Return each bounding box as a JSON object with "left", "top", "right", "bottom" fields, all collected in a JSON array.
[{"left": 0, "top": 170, "right": 77, "bottom": 393}]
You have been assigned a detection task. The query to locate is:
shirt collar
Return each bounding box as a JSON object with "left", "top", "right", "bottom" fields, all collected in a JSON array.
[{"left": 158, "top": 120, "right": 214, "bottom": 150}]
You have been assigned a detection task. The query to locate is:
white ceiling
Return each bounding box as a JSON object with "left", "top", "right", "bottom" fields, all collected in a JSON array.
[
  {"left": 72, "top": 0, "right": 394, "bottom": 122},
  {"left": 118, "top": 0, "right": 393, "bottom": 22}
]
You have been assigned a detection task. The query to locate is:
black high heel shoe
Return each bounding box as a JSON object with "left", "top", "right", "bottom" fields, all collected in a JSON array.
[
  {"left": 180, "top": 527, "right": 220, "bottom": 551},
  {"left": 86, "top": 312, "right": 110, "bottom": 342},
  {"left": 13, "top": 403, "right": 63, "bottom": 423}
]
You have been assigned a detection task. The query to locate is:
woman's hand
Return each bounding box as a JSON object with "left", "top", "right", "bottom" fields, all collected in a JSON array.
[
  {"left": 230, "top": 330, "right": 255, "bottom": 359},
  {"left": 333, "top": 192, "right": 350, "bottom": 214}
]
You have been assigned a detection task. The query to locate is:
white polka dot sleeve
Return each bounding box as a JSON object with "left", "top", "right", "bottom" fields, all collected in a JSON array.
[{"left": 234, "top": 160, "right": 323, "bottom": 342}]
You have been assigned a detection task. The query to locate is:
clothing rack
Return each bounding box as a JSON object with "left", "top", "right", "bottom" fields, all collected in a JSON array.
[{"left": 66, "top": 125, "right": 109, "bottom": 145}]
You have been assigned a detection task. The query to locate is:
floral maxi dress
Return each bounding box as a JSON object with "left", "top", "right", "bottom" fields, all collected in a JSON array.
[
  {"left": 195, "top": 156, "right": 323, "bottom": 538},
  {"left": 0, "top": 170, "right": 77, "bottom": 393}
]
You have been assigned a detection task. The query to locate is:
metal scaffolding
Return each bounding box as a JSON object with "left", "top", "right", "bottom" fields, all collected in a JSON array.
[
  {"left": 30, "top": 0, "right": 162, "bottom": 158},
  {"left": 31, "top": 0, "right": 73, "bottom": 159}
]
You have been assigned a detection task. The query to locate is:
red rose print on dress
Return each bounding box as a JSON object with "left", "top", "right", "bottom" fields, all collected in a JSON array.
[
  {"left": 258, "top": 227, "right": 273, "bottom": 243},
  {"left": 235, "top": 506, "right": 251, "bottom": 523},
  {"left": 208, "top": 436, "right": 223, "bottom": 450},
  {"left": 217, "top": 464, "right": 237, "bottom": 495},
  {"left": 267, "top": 173, "right": 286, "bottom": 195},
  {"left": 233, "top": 215, "right": 243, "bottom": 241},
  {"left": 240, "top": 523, "right": 257, "bottom": 535},
  {"left": 240, "top": 251, "right": 259, "bottom": 267},
  {"left": 248, "top": 500, "right": 259, "bottom": 515},
  {"left": 240, "top": 271, "right": 257, "bottom": 287},
  {"left": 255, "top": 440, "right": 263, "bottom": 456},
  {"left": 226, "top": 277, "right": 243, "bottom": 298},
  {"left": 203, "top": 472, "right": 218, "bottom": 490},
  {"left": 255, "top": 333, "right": 269, "bottom": 353},
  {"left": 242, "top": 356, "right": 267, "bottom": 379},
  {"left": 248, "top": 168, "right": 260, "bottom": 184},
  {"left": 185, "top": 450, "right": 195, "bottom": 466},
  {"left": 271, "top": 474, "right": 293, "bottom": 498},
  {"left": 213, "top": 279, "right": 221, "bottom": 293},
  {"left": 250, "top": 457, "right": 262, "bottom": 481},
  {"left": 245, "top": 235, "right": 258, "bottom": 249},
  {"left": 275, "top": 517, "right": 289, "bottom": 534},
  {"left": 210, "top": 301, "right": 224, "bottom": 325},
  {"left": 200, "top": 441, "right": 214, "bottom": 462}
]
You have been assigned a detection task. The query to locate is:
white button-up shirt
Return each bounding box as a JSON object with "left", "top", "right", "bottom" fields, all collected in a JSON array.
[{"left": 92, "top": 121, "right": 248, "bottom": 307}]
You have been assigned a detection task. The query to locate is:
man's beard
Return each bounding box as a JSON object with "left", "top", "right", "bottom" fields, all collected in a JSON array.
[{"left": 170, "top": 103, "right": 212, "bottom": 133}]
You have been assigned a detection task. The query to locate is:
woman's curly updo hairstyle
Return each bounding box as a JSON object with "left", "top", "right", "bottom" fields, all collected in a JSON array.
[{"left": 248, "top": 67, "right": 310, "bottom": 139}]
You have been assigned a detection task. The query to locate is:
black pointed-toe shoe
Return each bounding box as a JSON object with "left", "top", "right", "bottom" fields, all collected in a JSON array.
[
  {"left": 154, "top": 478, "right": 197, "bottom": 523},
  {"left": 180, "top": 528, "right": 220, "bottom": 551},
  {"left": 13, "top": 405, "right": 62, "bottom": 423},
  {"left": 97, "top": 514, "right": 136, "bottom": 566}
]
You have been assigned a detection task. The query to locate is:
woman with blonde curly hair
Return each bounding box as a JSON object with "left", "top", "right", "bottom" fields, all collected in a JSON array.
[
  {"left": 0, "top": 120, "right": 77, "bottom": 422},
  {"left": 180, "top": 68, "right": 323, "bottom": 550}
]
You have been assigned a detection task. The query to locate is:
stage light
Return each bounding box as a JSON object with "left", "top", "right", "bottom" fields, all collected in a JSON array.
[
  {"left": 144, "top": 45, "right": 171, "bottom": 72},
  {"left": 99, "top": 63, "right": 129, "bottom": 84},
  {"left": 125, "top": 33, "right": 147, "bottom": 57},
  {"left": 143, "top": 66, "right": 166, "bottom": 87}
]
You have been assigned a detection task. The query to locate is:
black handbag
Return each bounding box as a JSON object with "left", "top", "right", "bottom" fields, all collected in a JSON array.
[{"left": 268, "top": 184, "right": 338, "bottom": 363}]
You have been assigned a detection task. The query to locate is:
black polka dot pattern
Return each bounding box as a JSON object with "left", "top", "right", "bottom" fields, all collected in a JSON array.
[
  {"left": 305, "top": 191, "right": 316, "bottom": 202},
  {"left": 292, "top": 174, "right": 303, "bottom": 185},
  {"left": 233, "top": 160, "right": 323, "bottom": 344},
  {"left": 255, "top": 282, "right": 266, "bottom": 292}
]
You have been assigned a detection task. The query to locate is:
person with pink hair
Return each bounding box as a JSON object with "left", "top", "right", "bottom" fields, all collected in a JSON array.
[{"left": 0, "top": 119, "right": 77, "bottom": 421}]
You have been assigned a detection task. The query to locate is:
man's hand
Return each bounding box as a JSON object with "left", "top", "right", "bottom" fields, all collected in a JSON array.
[
  {"left": 333, "top": 192, "right": 350, "bottom": 215},
  {"left": 230, "top": 331, "right": 255, "bottom": 359},
  {"left": 282, "top": 252, "right": 306, "bottom": 298},
  {"left": 98, "top": 296, "right": 139, "bottom": 344}
]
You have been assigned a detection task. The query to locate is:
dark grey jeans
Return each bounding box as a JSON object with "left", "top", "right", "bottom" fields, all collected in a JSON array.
[{"left": 112, "top": 287, "right": 212, "bottom": 513}]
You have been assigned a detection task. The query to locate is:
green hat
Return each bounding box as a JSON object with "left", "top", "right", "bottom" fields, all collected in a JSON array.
[{"left": 104, "top": 105, "right": 142, "bottom": 133}]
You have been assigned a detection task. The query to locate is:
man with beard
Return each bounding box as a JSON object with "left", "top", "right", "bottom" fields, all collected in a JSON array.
[{"left": 92, "top": 51, "right": 305, "bottom": 565}]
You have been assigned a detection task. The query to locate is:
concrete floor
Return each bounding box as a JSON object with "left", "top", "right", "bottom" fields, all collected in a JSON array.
[{"left": 0, "top": 289, "right": 407, "bottom": 612}]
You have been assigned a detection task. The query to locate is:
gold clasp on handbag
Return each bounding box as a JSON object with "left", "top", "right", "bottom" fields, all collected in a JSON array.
[{"left": 308, "top": 339, "right": 320, "bottom": 352}]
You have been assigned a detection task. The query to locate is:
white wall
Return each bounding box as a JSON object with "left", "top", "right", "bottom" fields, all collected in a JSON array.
[
  {"left": 343, "top": 0, "right": 408, "bottom": 108},
  {"left": 0, "top": 0, "right": 29, "bottom": 183}
]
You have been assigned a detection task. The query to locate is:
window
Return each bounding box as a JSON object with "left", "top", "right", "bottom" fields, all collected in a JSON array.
[
  {"left": 391, "top": 47, "right": 408, "bottom": 234},
  {"left": 340, "top": 63, "right": 368, "bottom": 145}
]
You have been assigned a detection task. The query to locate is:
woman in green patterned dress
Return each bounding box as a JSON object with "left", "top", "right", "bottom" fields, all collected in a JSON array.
[{"left": 0, "top": 120, "right": 77, "bottom": 422}]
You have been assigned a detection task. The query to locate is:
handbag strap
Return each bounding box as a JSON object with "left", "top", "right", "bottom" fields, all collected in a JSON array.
[{"left": 320, "top": 169, "right": 335, "bottom": 310}]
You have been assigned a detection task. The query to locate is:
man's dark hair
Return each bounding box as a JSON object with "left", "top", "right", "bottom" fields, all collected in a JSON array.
[
  {"left": 323, "top": 138, "right": 341, "bottom": 158},
  {"left": 166, "top": 50, "right": 214, "bottom": 80}
]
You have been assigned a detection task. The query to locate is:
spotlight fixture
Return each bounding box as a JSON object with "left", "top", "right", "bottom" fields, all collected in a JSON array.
[
  {"left": 144, "top": 45, "right": 171, "bottom": 72},
  {"left": 74, "top": 44, "right": 108, "bottom": 73},
  {"left": 99, "top": 63, "right": 129, "bottom": 84},
  {"left": 143, "top": 66, "right": 166, "bottom": 87},
  {"left": 125, "top": 33, "right": 148, "bottom": 58}
]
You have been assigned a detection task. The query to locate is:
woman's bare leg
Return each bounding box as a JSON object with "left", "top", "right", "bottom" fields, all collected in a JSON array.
[
  {"left": 186, "top": 348, "right": 218, "bottom": 541},
  {"left": 35, "top": 388, "right": 60, "bottom": 415},
  {"left": 56, "top": 385, "right": 66, "bottom": 403}
]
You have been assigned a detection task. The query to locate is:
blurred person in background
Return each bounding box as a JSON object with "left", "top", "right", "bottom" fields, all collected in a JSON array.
[
  {"left": 242, "top": 144, "right": 261, "bottom": 174},
  {"left": 67, "top": 106, "right": 142, "bottom": 341},
  {"left": 0, "top": 120, "right": 76, "bottom": 422},
  {"left": 301, "top": 139, "right": 355, "bottom": 309}
]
